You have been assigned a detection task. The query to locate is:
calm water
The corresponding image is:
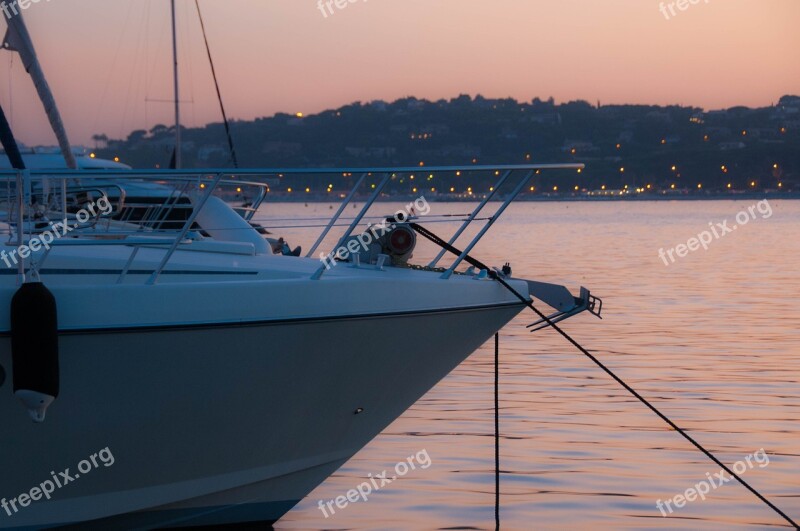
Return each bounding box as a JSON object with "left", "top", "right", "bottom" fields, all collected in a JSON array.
[{"left": 265, "top": 199, "right": 799, "bottom": 530}]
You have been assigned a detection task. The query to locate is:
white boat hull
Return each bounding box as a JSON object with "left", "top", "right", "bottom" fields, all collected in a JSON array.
[{"left": 0, "top": 297, "right": 523, "bottom": 529}]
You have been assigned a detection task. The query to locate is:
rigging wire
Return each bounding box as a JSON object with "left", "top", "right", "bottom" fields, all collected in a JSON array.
[
  {"left": 119, "top": 4, "right": 150, "bottom": 141},
  {"left": 144, "top": 1, "right": 173, "bottom": 133},
  {"left": 93, "top": 0, "right": 135, "bottom": 141},
  {"left": 194, "top": 0, "right": 239, "bottom": 168},
  {"left": 409, "top": 222, "right": 799, "bottom": 530},
  {"left": 180, "top": 0, "right": 197, "bottom": 132},
  {"left": 249, "top": 214, "right": 491, "bottom": 223},
  {"left": 494, "top": 333, "right": 500, "bottom": 530},
  {"left": 144, "top": 0, "right": 150, "bottom": 131}
]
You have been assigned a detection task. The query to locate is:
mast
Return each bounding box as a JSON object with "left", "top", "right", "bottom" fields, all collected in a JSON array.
[
  {"left": 2, "top": 10, "right": 77, "bottom": 169},
  {"left": 0, "top": 104, "right": 25, "bottom": 169},
  {"left": 171, "top": 0, "right": 181, "bottom": 169}
]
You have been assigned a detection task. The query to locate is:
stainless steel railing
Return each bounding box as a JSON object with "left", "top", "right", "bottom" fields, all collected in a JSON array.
[{"left": 0, "top": 163, "right": 583, "bottom": 284}]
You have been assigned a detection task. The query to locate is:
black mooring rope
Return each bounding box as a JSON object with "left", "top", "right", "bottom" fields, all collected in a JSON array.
[
  {"left": 494, "top": 332, "right": 500, "bottom": 530},
  {"left": 409, "top": 223, "right": 799, "bottom": 529},
  {"left": 492, "top": 275, "right": 799, "bottom": 529}
]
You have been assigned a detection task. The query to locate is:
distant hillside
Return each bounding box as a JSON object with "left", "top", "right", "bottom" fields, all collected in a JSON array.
[{"left": 94, "top": 94, "right": 800, "bottom": 194}]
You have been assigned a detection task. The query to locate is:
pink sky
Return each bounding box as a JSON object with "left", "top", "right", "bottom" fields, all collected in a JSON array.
[{"left": 1, "top": 0, "right": 799, "bottom": 146}]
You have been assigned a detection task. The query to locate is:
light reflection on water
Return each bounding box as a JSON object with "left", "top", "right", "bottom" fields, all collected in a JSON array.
[{"left": 271, "top": 200, "right": 799, "bottom": 530}]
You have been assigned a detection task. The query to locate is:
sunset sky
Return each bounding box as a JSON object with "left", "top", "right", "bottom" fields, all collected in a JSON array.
[{"left": 1, "top": 0, "right": 798, "bottom": 146}]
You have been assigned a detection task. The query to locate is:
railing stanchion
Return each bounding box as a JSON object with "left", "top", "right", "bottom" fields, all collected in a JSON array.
[
  {"left": 440, "top": 170, "right": 534, "bottom": 279},
  {"left": 429, "top": 169, "right": 514, "bottom": 268},
  {"left": 307, "top": 172, "right": 368, "bottom": 258},
  {"left": 15, "top": 170, "right": 27, "bottom": 285},
  {"left": 146, "top": 172, "right": 224, "bottom": 285},
  {"left": 311, "top": 172, "right": 392, "bottom": 280}
]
